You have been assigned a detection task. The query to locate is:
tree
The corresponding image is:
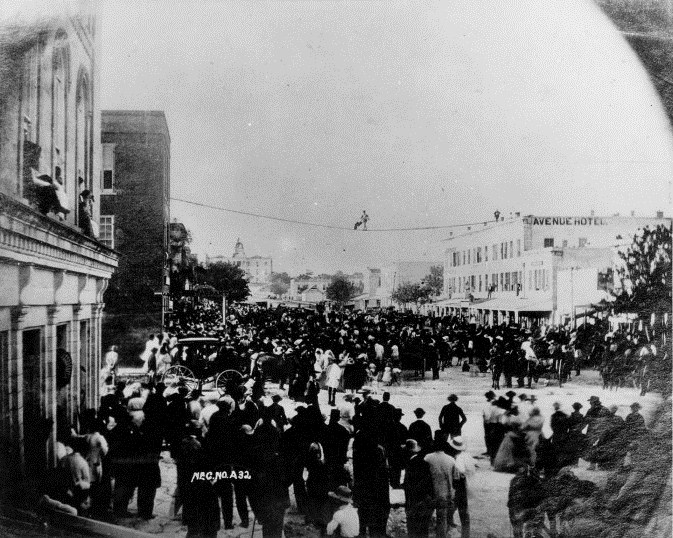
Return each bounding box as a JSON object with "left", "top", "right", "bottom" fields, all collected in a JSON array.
[
  {"left": 424, "top": 265, "right": 444, "bottom": 296},
  {"left": 202, "top": 262, "right": 250, "bottom": 302},
  {"left": 326, "top": 275, "right": 357, "bottom": 306},
  {"left": 392, "top": 282, "right": 432, "bottom": 309},
  {"left": 613, "top": 224, "right": 672, "bottom": 319},
  {"left": 270, "top": 272, "right": 291, "bottom": 297}
]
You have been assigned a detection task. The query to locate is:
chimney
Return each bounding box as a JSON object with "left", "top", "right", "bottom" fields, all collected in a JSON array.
[
  {"left": 515, "top": 212, "right": 520, "bottom": 218},
  {"left": 590, "top": 210, "right": 595, "bottom": 217},
  {"left": 630, "top": 210, "right": 635, "bottom": 217},
  {"left": 656, "top": 211, "right": 664, "bottom": 218}
]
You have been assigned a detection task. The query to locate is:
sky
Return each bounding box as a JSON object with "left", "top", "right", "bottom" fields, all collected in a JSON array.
[{"left": 95, "top": 0, "right": 673, "bottom": 275}]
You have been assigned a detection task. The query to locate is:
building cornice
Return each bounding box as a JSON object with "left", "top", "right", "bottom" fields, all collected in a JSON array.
[{"left": 0, "top": 193, "right": 118, "bottom": 277}]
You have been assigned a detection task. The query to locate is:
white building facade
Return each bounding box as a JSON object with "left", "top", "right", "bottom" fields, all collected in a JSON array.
[
  {"left": 208, "top": 238, "right": 273, "bottom": 285},
  {"left": 438, "top": 214, "right": 670, "bottom": 326},
  {"left": 0, "top": 3, "right": 118, "bottom": 504}
]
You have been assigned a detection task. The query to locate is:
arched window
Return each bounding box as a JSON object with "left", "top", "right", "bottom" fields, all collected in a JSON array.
[
  {"left": 52, "top": 31, "right": 70, "bottom": 190},
  {"left": 75, "top": 69, "right": 91, "bottom": 191}
]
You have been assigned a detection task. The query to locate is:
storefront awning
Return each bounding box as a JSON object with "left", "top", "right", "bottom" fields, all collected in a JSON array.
[{"left": 468, "top": 297, "right": 552, "bottom": 312}]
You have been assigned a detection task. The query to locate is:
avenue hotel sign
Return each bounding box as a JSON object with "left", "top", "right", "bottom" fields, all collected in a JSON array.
[{"left": 525, "top": 216, "right": 609, "bottom": 226}]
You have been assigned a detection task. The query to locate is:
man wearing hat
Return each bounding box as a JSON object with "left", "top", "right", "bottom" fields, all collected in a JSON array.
[
  {"left": 446, "top": 436, "right": 475, "bottom": 538},
  {"left": 268, "top": 394, "right": 288, "bottom": 430},
  {"left": 326, "top": 486, "right": 359, "bottom": 538},
  {"left": 482, "top": 391, "right": 497, "bottom": 458},
  {"left": 439, "top": 394, "right": 467, "bottom": 437},
  {"left": 583, "top": 396, "right": 610, "bottom": 469},
  {"left": 424, "top": 431, "right": 458, "bottom": 538},
  {"left": 624, "top": 402, "right": 646, "bottom": 441},
  {"left": 409, "top": 408, "right": 433, "bottom": 452},
  {"left": 403, "top": 439, "right": 433, "bottom": 538}
]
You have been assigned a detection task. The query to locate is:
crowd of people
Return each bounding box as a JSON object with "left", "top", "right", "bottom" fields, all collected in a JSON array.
[{"left": 40, "top": 299, "right": 667, "bottom": 538}]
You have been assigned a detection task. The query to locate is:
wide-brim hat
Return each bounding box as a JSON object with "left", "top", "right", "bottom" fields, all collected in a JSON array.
[
  {"left": 588, "top": 396, "right": 600, "bottom": 402},
  {"left": 448, "top": 436, "right": 465, "bottom": 451},
  {"left": 413, "top": 407, "right": 425, "bottom": 417},
  {"left": 328, "top": 486, "right": 353, "bottom": 503},
  {"left": 447, "top": 394, "right": 458, "bottom": 401},
  {"left": 630, "top": 402, "right": 642, "bottom": 410},
  {"left": 405, "top": 439, "right": 421, "bottom": 453},
  {"left": 505, "top": 391, "right": 517, "bottom": 398}
]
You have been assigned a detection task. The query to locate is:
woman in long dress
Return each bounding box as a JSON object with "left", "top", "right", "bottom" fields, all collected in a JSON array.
[
  {"left": 522, "top": 407, "right": 545, "bottom": 466},
  {"left": 493, "top": 407, "right": 526, "bottom": 472}
]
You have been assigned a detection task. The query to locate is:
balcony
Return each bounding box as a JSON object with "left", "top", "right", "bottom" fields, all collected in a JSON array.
[{"left": 0, "top": 193, "right": 118, "bottom": 277}]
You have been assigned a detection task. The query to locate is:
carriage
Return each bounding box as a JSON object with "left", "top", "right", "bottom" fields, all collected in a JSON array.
[{"left": 161, "top": 337, "right": 245, "bottom": 394}]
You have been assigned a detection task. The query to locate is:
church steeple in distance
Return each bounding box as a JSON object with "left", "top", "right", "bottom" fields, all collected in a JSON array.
[{"left": 233, "top": 238, "right": 246, "bottom": 258}]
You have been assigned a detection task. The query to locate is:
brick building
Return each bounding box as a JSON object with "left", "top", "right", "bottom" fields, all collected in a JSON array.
[
  {"left": 0, "top": 3, "right": 118, "bottom": 504},
  {"left": 100, "top": 110, "right": 170, "bottom": 363}
]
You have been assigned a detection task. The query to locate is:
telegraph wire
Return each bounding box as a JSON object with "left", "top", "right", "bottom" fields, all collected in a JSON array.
[{"left": 170, "top": 196, "right": 498, "bottom": 232}]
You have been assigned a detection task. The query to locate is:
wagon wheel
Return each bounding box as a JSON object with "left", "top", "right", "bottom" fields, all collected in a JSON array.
[
  {"left": 162, "top": 365, "right": 199, "bottom": 392},
  {"left": 215, "top": 369, "right": 244, "bottom": 394}
]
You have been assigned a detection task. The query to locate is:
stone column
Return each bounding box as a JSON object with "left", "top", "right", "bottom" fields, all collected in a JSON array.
[
  {"left": 46, "top": 305, "right": 60, "bottom": 466},
  {"left": 91, "top": 303, "right": 105, "bottom": 408},
  {"left": 9, "top": 306, "right": 28, "bottom": 476}
]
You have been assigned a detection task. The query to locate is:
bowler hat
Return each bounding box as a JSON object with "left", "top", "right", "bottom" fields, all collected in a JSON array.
[
  {"left": 448, "top": 394, "right": 458, "bottom": 402},
  {"left": 413, "top": 407, "right": 426, "bottom": 417}
]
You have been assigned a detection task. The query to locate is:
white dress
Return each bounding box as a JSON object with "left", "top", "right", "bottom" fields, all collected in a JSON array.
[{"left": 325, "top": 363, "right": 342, "bottom": 389}]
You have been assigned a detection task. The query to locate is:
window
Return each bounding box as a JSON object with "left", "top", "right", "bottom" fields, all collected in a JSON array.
[
  {"left": 22, "top": 43, "right": 40, "bottom": 143},
  {"left": 562, "top": 240, "right": 568, "bottom": 248},
  {"left": 102, "top": 144, "right": 115, "bottom": 192},
  {"left": 476, "top": 247, "right": 482, "bottom": 263},
  {"left": 500, "top": 273, "right": 504, "bottom": 291},
  {"left": 484, "top": 274, "right": 488, "bottom": 289},
  {"left": 517, "top": 239, "right": 521, "bottom": 257},
  {"left": 505, "top": 272, "right": 511, "bottom": 291},
  {"left": 467, "top": 250, "right": 471, "bottom": 265},
  {"left": 471, "top": 275, "right": 476, "bottom": 290},
  {"left": 478, "top": 275, "right": 482, "bottom": 292},
  {"left": 99, "top": 216, "right": 114, "bottom": 248},
  {"left": 493, "top": 244, "right": 498, "bottom": 261},
  {"left": 544, "top": 238, "right": 554, "bottom": 248},
  {"left": 510, "top": 241, "right": 514, "bottom": 258},
  {"left": 529, "top": 270, "right": 532, "bottom": 290},
  {"left": 484, "top": 245, "right": 488, "bottom": 262},
  {"left": 52, "top": 34, "right": 69, "bottom": 190},
  {"left": 462, "top": 251, "right": 466, "bottom": 265}
]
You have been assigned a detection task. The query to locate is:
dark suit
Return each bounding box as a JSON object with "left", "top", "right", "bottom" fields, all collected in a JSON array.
[
  {"left": 409, "top": 419, "right": 433, "bottom": 450},
  {"left": 439, "top": 402, "right": 467, "bottom": 437},
  {"left": 404, "top": 454, "right": 434, "bottom": 538}
]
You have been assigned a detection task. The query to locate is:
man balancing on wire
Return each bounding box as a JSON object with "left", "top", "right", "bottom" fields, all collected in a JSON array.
[{"left": 354, "top": 210, "right": 369, "bottom": 230}]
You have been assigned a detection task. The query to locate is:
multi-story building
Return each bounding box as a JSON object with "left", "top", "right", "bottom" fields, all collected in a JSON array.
[
  {"left": 208, "top": 238, "right": 272, "bottom": 285},
  {"left": 0, "top": 4, "right": 118, "bottom": 504},
  {"left": 100, "top": 110, "right": 170, "bottom": 361},
  {"left": 439, "top": 212, "right": 670, "bottom": 325},
  {"left": 364, "top": 262, "right": 441, "bottom": 309}
]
